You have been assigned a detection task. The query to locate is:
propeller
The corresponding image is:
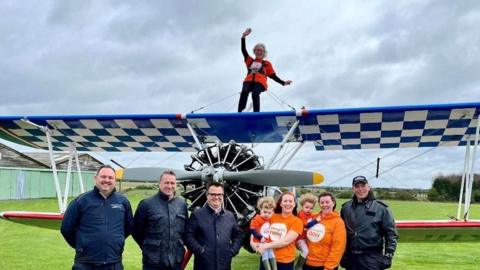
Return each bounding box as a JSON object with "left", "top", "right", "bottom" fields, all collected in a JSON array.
[{"left": 116, "top": 167, "right": 324, "bottom": 187}]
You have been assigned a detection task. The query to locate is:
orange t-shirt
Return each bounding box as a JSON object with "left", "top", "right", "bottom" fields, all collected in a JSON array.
[
  {"left": 269, "top": 213, "right": 303, "bottom": 263},
  {"left": 305, "top": 211, "right": 347, "bottom": 269},
  {"left": 243, "top": 56, "right": 275, "bottom": 90},
  {"left": 250, "top": 214, "right": 271, "bottom": 243},
  {"left": 297, "top": 210, "right": 316, "bottom": 239}
]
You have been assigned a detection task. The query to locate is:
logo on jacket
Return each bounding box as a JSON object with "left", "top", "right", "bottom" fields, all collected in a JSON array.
[
  {"left": 110, "top": 204, "right": 124, "bottom": 210},
  {"left": 269, "top": 223, "right": 287, "bottom": 241},
  {"left": 249, "top": 61, "right": 263, "bottom": 72},
  {"left": 260, "top": 222, "right": 271, "bottom": 240},
  {"left": 307, "top": 223, "right": 326, "bottom": 243}
]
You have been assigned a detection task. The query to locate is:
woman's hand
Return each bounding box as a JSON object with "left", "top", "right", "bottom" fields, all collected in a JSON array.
[
  {"left": 242, "top": 28, "right": 252, "bottom": 38},
  {"left": 256, "top": 243, "right": 268, "bottom": 255},
  {"left": 284, "top": 80, "right": 292, "bottom": 86}
]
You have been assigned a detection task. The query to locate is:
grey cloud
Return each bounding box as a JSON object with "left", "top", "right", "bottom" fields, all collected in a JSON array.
[{"left": 1, "top": 1, "right": 479, "bottom": 188}]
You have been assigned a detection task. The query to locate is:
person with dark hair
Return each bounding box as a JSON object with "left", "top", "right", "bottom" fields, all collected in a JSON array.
[
  {"left": 340, "top": 176, "right": 398, "bottom": 270},
  {"left": 132, "top": 170, "right": 188, "bottom": 270},
  {"left": 61, "top": 165, "right": 133, "bottom": 270},
  {"left": 238, "top": 28, "right": 292, "bottom": 112},
  {"left": 254, "top": 192, "right": 303, "bottom": 270},
  {"left": 303, "top": 192, "right": 346, "bottom": 270},
  {"left": 184, "top": 182, "right": 244, "bottom": 270}
]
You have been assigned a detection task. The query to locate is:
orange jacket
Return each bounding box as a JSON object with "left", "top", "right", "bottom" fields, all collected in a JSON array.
[
  {"left": 297, "top": 210, "right": 315, "bottom": 239},
  {"left": 269, "top": 213, "right": 303, "bottom": 263},
  {"left": 305, "top": 211, "right": 346, "bottom": 270},
  {"left": 243, "top": 56, "right": 275, "bottom": 90},
  {"left": 250, "top": 214, "right": 271, "bottom": 243}
]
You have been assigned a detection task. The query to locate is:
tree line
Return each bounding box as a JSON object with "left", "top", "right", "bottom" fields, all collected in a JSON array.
[{"left": 427, "top": 174, "right": 480, "bottom": 202}]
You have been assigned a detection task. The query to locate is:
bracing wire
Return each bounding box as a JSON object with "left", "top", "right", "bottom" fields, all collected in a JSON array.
[
  {"left": 190, "top": 92, "right": 240, "bottom": 113},
  {"left": 266, "top": 91, "right": 296, "bottom": 111}
]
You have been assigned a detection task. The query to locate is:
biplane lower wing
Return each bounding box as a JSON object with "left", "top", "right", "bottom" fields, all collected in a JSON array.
[
  {"left": 2, "top": 211, "right": 480, "bottom": 242},
  {"left": 0, "top": 102, "right": 478, "bottom": 152},
  {"left": 0, "top": 211, "right": 63, "bottom": 230},
  {"left": 396, "top": 220, "right": 480, "bottom": 242}
]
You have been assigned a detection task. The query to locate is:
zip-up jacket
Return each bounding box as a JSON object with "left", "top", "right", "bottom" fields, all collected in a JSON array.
[
  {"left": 184, "top": 206, "right": 244, "bottom": 270},
  {"left": 61, "top": 186, "right": 133, "bottom": 264},
  {"left": 132, "top": 192, "right": 188, "bottom": 268},
  {"left": 340, "top": 192, "right": 398, "bottom": 254}
]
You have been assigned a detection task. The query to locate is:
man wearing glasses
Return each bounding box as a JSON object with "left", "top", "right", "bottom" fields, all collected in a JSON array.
[{"left": 185, "top": 182, "right": 244, "bottom": 270}]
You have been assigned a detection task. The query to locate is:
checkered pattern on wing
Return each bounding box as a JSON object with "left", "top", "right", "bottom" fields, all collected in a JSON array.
[
  {"left": 4, "top": 118, "right": 202, "bottom": 152},
  {"left": 304, "top": 107, "right": 479, "bottom": 151}
]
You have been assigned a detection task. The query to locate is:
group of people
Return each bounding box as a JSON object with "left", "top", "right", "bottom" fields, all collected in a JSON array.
[
  {"left": 61, "top": 165, "right": 242, "bottom": 270},
  {"left": 248, "top": 175, "right": 398, "bottom": 270},
  {"left": 60, "top": 165, "right": 397, "bottom": 270}
]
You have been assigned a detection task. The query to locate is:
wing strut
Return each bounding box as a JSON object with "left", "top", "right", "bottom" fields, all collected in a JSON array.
[
  {"left": 265, "top": 120, "right": 300, "bottom": 169},
  {"left": 280, "top": 141, "right": 305, "bottom": 170},
  {"left": 457, "top": 115, "right": 480, "bottom": 220},
  {"left": 19, "top": 119, "right": 85, "bottom": 213},
  {"left": 61, "top": 143, "right": 85, "bottom": 211},
  {"left": 186, "top": 122, "right": 204, "bottom": 150},
  {"left": 44, "top": 126, "right": 65, "bottom": 212}
]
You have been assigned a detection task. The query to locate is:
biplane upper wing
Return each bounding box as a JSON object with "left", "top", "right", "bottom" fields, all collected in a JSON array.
[{"left": 0, "top": 102, "right": 479, "bottom": 152}]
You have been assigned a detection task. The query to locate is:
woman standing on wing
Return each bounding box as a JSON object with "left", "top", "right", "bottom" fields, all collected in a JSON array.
[{"left": 238, "top": 28, "right": 292, "bottom": 112}]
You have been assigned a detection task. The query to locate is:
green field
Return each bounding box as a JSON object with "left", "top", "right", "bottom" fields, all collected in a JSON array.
[{"left": 1, "top": 194, "right": 479, "bottom": 270}]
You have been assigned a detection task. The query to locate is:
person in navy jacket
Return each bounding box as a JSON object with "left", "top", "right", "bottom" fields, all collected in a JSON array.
[
  {"left": 184, "top": 182, "right": 244, "bottom": 270},
  {"left": 61, "top": 165, "right": 133, "bottom": 270}
]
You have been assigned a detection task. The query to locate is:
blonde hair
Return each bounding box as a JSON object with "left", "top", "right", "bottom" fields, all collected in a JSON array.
[
  {"left": 257, "top": 196, "right": 275, "bottom": 210},
  {"left": 299, "top": 193, "right": 317, "bottom": 207}
]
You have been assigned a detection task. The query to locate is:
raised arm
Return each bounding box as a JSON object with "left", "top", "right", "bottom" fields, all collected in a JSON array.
[{"left": 241, "top": 28, "right": 251, "bottom": 60}]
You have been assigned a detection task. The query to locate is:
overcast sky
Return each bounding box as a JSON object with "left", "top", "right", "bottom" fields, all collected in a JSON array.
[{"left": 1, "top": 0, "right": 479, "bottom": 189}]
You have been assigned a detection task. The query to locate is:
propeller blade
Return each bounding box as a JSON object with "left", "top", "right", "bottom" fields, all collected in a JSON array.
[
  {"left": 116, "top": 167, "right": 202, "bottom": 182},
  {"left": 222, "top": 170, "right": 324, "bottom": 187}
]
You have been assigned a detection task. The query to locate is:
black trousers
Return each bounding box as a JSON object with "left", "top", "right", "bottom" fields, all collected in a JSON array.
[
  {"left": 238, "top": 81, "right": 265, "bottom": 112},
  {"left": 345, "top": 252, "right": 384, "bottom": 270},
  {"left": 72, "top": 262, "right": 123, "bottom": 270}
]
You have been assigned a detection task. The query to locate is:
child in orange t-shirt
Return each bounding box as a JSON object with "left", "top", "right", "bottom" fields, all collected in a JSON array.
[
  {"left": 250, "top": 196, "right": 277, "bottom": 270},
  {"left": 295, "top": 193, "right": 318, "bottom": 270}
]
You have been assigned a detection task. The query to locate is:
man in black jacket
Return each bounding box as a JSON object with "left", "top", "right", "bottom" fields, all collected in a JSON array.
[
  {"left": 61, "top": 165, "right": 133, "bottom": 270},
  {"left": 184, "top": 182, "right": 244, "bottom": 270},
  {"left": 340, "top": 176, "right": 398, "bottom": 270},
  {"left": 132, "top": 170, "right": 188, "bottom": 270}
]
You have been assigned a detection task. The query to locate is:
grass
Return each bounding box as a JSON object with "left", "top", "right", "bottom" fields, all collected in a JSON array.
[{"left": 1, "top": 194, "right": 480, "bottom": 270}]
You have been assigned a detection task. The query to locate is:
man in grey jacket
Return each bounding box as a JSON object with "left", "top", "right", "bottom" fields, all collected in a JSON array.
[
  {"left": 340, "top": 176, "right": 398, "bottom": 270},
  {"left": 132, "top": 170, "right": 188, "bottom": 270}
]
